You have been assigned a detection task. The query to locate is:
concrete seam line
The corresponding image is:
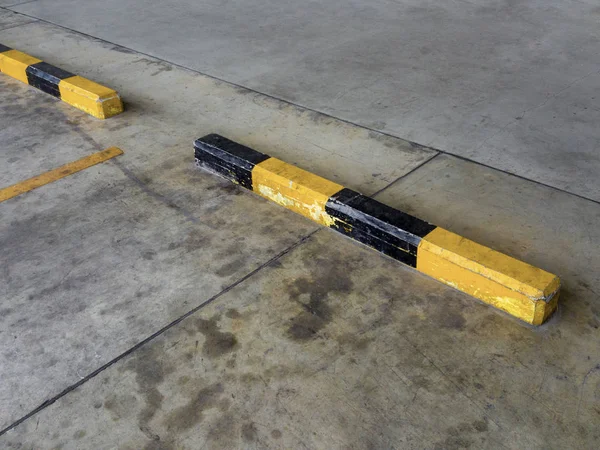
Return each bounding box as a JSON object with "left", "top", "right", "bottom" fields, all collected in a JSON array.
[
  {"left": 0, "top": 229, "right": 318, "bottom": 436},
  {"left": 0, "top": 147, "right": 123, "bottom": 202},
  {"left": 195, "top": 134, "right": 561, "bottom": 326},
  {"left": 0, "top": 43, "right": 123, "bottom": 119},
  {"left": 2, "top": 14, "right": 599, "bottom": 208}
]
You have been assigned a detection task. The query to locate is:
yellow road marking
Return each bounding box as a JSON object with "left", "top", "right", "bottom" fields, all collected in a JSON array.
[{"left": 0, "top": 147, "right": 123, "bottom": 203}]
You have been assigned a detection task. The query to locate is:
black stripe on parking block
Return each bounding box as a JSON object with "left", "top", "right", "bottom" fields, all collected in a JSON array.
[
  {"left": 194, "top": 134, "right": 269, "bottom": 189},
  {"left": 0, "top": 43, "right": 11, "bottom": 53},
  {"left": 25, "top": 62, "right": 74, "bottom": 98},
  {"left": 326, "top": 188, "right": 436, "bottom": 267}
]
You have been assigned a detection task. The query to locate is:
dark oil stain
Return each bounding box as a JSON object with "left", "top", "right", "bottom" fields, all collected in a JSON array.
[
  {"left": 160, "top": 159, "right": 177, "bottom": 171},
  {"left": 285, "top": 261, "right": 354, "bottom": 341},
  {"left": 336, "top": 332, "right": 373, "bottom": 352},
  {"left": 215, "top": 258, "right": 248, "bottom": 277},
  {"left": 73, "top": 430, "right": 86, "bottom": 439},
  {"left": 195, "top": 318, "right": 239, "bottom": 357},
  {"left": 27, "top": 274, "right": 92, "bottom": 301},
  {"left": 433, "top": 435, "right": 473, "bottom": 450},
  {"left": 271, "top": 429, "right": 282, "bottom": 439},
  {"left": 207, "top": 413, "right": 237, "bottom": 447},
  {"left": 167, "top": 234, "right": 211, "bottom": 253},
  {"left": 433, "top": 309, "right": 466, "bottom": 330},
  {"left": 287, "top": 297, "right": 333, "bottom": 341},
  {"left": 411, "top": 375, "right": 432, "bottom": 390},
  {"left": 140, "top": 425, "right": 160, "bottom": 441},
  {"left": 472, "top": 419, "right": 488, "bottom": 432},
  {"left": 110, "top": 45, "right": 137, "bottom": 54},
  {"left": 133, "top": 58, "right": 174, "bottom": 76},
  {"left": 225, "top": 309, "right": 241, "bottom": 319},
  {"left": 241, "top": 422, "right": 258, "bottom": 442},
  {"left": 123, "top": 346, "right": 175, "bottom": 428},
  {"left": 164, "top": 383, "right": 224, "bottom": 432},
  {"left": 142, "top": 250, "right": 156, "bottom": 260},
  {"left": 144, "top": 440, "right": 175, "bottom": 450}
]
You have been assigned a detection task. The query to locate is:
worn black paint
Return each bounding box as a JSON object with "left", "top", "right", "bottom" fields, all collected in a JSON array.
[
  {"left": 193, "top": 135, "right": 439, "bottom": 268},
  {"left": 194, "top": 134, "right": 269, "bottom": 189},
  {"left": 326, "top": 188, "right": 436, "bottom": 267},
  {"left": 26, "top": 62, "right": 74, "bottom": 98},
  {"left": 0, "top": 43, "right": 11, "bottom": 53}
]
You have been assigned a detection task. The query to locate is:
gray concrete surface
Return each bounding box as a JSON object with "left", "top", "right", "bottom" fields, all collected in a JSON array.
[
  {"left": 6, "top": 0, "right": 600, "bottom": 201},
  {"left": 0, "top": 9, "right": 34, "bottom": 30},
  {"left": 0, "top": 21, "right": 432, "bottom": 432},
  {"left": 1, "top": 9, "right": 600, "bottom": 450},
  {"left": 4, "top": 160, "right": 600, "bottom": 448}
]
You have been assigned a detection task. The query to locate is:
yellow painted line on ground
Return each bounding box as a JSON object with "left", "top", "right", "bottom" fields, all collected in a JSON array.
[{"left": 0, "top": 147, "right": 123, "bottom": 203}]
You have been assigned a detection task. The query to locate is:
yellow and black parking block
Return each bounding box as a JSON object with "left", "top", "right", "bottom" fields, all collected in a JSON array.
[
  {"left": 0, "top": 44, "right": 123, "bottom": 119},
  {"left": 195, "top": 134, "right": 561, "bottom": 325}
]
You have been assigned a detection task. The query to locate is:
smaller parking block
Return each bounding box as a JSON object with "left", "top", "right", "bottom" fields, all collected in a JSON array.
[{"left": 0, "top": 44, "right": 123, "bottom": 119}]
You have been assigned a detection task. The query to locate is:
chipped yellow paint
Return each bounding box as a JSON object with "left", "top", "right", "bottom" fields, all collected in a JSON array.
[
  {"left": 0, "top": 147, "right": 123, "bottom": 203},
  {"left": 0, "top": 50, "right": 41, "bottom": 84},
  {"left": 59, "top": 76, "right": 123, "bottom": 119},
  {"left": 252, "top": 157, "right": 343, "bottom": 226},
  {"left": 417, "top": 227, "right": 560, "bottom": 325}
]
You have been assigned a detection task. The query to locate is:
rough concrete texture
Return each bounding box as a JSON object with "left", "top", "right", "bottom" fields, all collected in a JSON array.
[
  {"left": 0, "top": 21, "right": 432, "bottom": 431},
  {"left": 7, "top": 0, "right": 600, "bottom": 201},
  {"left": 4, "top": 225, "right": 600, "bottom": 449},
  {"left": 1, "top": 9, "right": 600, "bottom": 450},
  {"left": 0, "top": 8, "right": 34, "bottom": 30}
]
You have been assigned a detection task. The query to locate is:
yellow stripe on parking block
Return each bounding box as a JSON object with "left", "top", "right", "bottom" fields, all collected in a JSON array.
[
  {"left": 194, "top": 133, "right": 562, "bottom": 325},
  {"left": 0, "top": 147, "right": 123, "bottom": 203},
  {"left": 417, "top": 228, "right": 560, "bottom": 325},
  {"left": 59, "top": 76, "right": 123, "bottom": 119},
  {"left": 252, "top": 157, "right": 344, "bottom": 226},
  {"left": 0, "top": 49, "right": 41, "bottom": 84}
]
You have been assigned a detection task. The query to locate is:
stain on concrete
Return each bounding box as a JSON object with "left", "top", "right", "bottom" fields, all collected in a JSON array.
[
  {"left": 133, "top": 58, "right": 174, "bottom": 76},
  {"left": 122, "top": 346, "right": 175, "bottom": 428},
  {"left": 225, "top": 309, "right": 241, "bottom": 319},
  {"left": 285, "top": 258, "right": 354, "bottom": 341},
  {"left": 336, "top": 332, "right": 373, "bottom": 352},
  {"left": 287, "top": 297, "right": 333, "bottom": 341},
  {"left": 143, "top": 440, "right": 175, "bottom": 450},
  {"left": 140, "top": 425, "right": 161, "bottom": 441},
  {"left": 433, "top": 434, "right": 473, "bottom": 450},
  {"left": 73, "top": 430, "right": 86, "bottom": 439},
  {"left": 271, "top": 429, "right": 282, "bottom": 439},
  {"left": 195, "top": 317, "right": 239, "bottom": 357},
  {"left": 241, "top": 422, "right": 258, "bottom": 442},
  {"left": 472, "top": 419, "right": 488, "bottom": 432},
  {"left": 439, "top": 310, "right": 467, "bottom": 330},
  {"left": 164, "top": 383, "right": 224, "bottom": 432},
  {"left": 206, "top": 413, "right": 237, "bottom": 447},
  {"left": 215, "top": 258, "right": 248, "bottom": 277}
]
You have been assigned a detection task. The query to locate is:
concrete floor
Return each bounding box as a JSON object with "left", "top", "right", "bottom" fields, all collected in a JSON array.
[
  {"left": 0, "top": 4, "right": 599, "bottom": 450},
  {"left": 5, "top": 0, "right": 600, "bottom": 202}
]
